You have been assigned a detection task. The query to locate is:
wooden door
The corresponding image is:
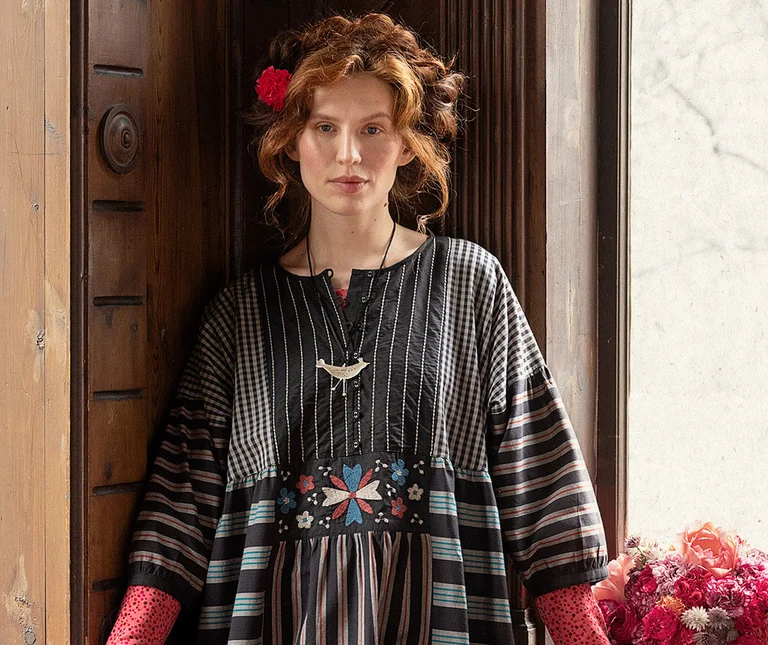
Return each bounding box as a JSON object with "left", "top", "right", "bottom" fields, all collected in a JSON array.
[{"left": 72, "top": 0, "right": 229, "bottom": 642}]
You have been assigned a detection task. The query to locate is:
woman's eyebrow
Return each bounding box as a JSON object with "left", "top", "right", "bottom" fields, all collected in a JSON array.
[{"left": 310, "top": 112, "right": 393, "bottom": 121}]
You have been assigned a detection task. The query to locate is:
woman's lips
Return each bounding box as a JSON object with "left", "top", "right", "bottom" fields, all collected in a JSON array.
[{"left": 329, "top": 179, "right": 367, "bottom": 194}]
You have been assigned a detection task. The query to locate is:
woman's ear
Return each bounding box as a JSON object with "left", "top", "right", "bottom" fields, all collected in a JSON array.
[
  {"left": 286, "top": 144, "right": 300, "bottom": 162},
  {"left": 397, "top": 146, "right": 416, "bottom": 167}
]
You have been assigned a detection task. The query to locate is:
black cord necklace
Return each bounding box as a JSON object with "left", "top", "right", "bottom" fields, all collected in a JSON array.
[{"left": 307, "top": 219, "right": 397, "bottom": 396}]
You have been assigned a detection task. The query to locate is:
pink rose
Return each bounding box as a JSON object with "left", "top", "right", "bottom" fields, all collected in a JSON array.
[
  {"left": 594, "top": 553, "right": 636, "bottom": 602},
  {"left": 675, "top": 522, "right": 739, "bottom": 579}
]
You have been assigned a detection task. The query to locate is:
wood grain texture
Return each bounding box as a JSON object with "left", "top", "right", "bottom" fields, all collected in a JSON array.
[
  {"left": 0, "top": 1, "right": 46, "bottom": 639},
  {"left": 1, "top": 0, "right": 70, "bottom": 641},
  {"left": 44, "top": 0, "right": 73, "bottom": 639}
]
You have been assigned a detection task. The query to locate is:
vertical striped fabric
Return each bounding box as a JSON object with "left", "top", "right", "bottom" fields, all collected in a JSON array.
[{"left": 125, "top": 233, "right": 608, "bottom": 644}]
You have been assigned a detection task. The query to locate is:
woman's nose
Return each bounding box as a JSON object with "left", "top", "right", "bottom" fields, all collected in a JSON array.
[{"left": 336, "top": 131, "right": 362, "bottom": 165}]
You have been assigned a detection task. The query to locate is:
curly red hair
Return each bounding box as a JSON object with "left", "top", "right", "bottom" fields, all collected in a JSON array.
[{"left": 242, "top": 12, "right": 466, "bottom": 239}]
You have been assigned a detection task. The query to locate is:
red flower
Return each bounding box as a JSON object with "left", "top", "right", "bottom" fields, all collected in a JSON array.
[
  {"left": 605, "top": 603, "right": 640, "bottom": 643},
  {"left": 734, "top": 597, "right": 767, "bottom": 632},
  {"left": 255, "top": 66, "right": 292, "bottom": 111},
  {"left": 732, "top": 636, "right": 765, "bottom": 645},
  {"left": 641, "top": 606, "right": 683, "bottom": 644},
  {"left": 673, "top": 567, "right": 712, "bottom": 608},
  {"left": 636, "top": 565, "right": 658, "bottom": 594},
  {"left": 296, "top": 474, "right": 314, "bottom": 494},
  {"left": 391, "top": 497, "right": 406, "bottom": 518}
]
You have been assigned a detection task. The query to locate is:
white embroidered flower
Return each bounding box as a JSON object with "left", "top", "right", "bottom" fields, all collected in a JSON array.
[
  {"left": 296, "top": 511, "right": 313, "bottom": 529},
  {"left": 407, "top": 483, "right": 423, "bottom": 501},
  {"left": 681, "top": 607, "right": 709, "bottom": 632}
]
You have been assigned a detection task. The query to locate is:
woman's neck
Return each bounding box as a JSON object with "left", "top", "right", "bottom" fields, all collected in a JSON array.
[
  {"left": 278, "top": 210, "right": 428, "bottom": 290},
  {"left": 306, "top": 208, "right": 396, "bottom": 271}
]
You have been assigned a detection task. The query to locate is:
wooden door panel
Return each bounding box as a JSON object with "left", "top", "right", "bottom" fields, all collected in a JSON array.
[
  {"left": 87, "top": 492, "right": 143, "bottom": 584},
  {"left": 89, "top": 209, "right": 148, "bottom": 297},
  {"left": 88, "top": 303, "right": 147, "bottom": 391},
  {"left": 88, "top": 0, "right": 148, "bottom": 69},
  {"left": 87, "top": 398, "right": 149, "bottom": 488}
]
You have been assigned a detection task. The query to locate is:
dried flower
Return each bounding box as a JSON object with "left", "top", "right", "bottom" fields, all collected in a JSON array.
[
  {"left": 681, "top": 607, "right": 710, "bottom": 631},
  {"left": 707, "top": 607, "right": 734, "bottom": 632}
]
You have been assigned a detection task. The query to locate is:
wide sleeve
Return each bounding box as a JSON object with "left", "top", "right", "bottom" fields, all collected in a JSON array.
[
  {"left": 482, "top": 258, "right": 609, "bottom": 598},
  {"left": 124, "top": 285, "right": 237, "bottom": 609}
]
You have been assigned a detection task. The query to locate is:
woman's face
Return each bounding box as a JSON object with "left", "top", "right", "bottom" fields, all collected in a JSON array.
[{"left": 287, "top": 73, "right": 415, "bottom": 219}]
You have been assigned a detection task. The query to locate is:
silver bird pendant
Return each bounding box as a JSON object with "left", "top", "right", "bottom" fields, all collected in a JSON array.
[{"left": 317, "top": 357, "right": 369, "bottom": 396}]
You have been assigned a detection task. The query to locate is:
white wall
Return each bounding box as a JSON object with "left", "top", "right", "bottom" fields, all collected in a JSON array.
[{"left": 628, "top": 0, "right": 768, "bottom": 549}]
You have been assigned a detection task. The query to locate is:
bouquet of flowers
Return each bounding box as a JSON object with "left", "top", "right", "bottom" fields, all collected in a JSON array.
[{"left": 592, "top": 522, "right": 768, "bottom": 645}]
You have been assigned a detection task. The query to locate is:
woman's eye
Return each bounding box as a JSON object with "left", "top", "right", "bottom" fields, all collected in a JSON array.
[
  {"left": 366, "top": 126, "right": 382, "bottom": 135},
  {"left": 318, "top": 124, "right": 333, "bottom": 133}
]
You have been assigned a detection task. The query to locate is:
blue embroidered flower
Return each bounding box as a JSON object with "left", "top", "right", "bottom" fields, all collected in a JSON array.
[
  {"left": 277, "top": 487, "right": 297, "bottom": 514},
  {"left": 322, "top": 463, "right": 382, "bottom": 526},
  {"left": 390, "top": 459, "right": 409, "bottom": 485}
]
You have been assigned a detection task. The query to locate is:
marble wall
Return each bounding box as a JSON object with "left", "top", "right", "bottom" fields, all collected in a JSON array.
[{"left": 627, "top": 0, "right": 768, "bottom": 549}]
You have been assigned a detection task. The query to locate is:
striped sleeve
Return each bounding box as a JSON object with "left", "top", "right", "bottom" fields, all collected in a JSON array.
[
  {"left": 125, "top": 285, "right": 236, "bottom": 608},
  {"left": 482, "top": 259, "right": 609, "bottom": 597}
]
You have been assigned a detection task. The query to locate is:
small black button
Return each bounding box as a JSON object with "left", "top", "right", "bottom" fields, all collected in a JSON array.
[
  {"left": 352, "top": 441, "right": 360, "bottom": 449},
  {"left": 361, "top": 296, "right": 368, "bottom": 303},
  {"left": 353, "top": 351, "right": 360, "bottom": 358},
  {"left": 367, "top": 270, "right": 374, "bottom": 277},
  {"left": 353, "top": 379, "right": 361, "bottom": 389},
  {"left": 346, "top": 320, "right": 353, "bottom": 329}
]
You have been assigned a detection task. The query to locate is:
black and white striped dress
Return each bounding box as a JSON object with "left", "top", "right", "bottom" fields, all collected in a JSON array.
[{"left": 125, "top": 231, "right": 609, "bottom": 644}]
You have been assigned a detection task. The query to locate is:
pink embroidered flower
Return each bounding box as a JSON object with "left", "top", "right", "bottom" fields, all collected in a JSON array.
[
  {"left": 391, "top": 497, "right": 406, "bottom": 518},
  {"left": 296, "top": 474, "right": 315, "bottom": 494},
  {"left": 254, "top": 66, "right": 292, "bottom": 111}
]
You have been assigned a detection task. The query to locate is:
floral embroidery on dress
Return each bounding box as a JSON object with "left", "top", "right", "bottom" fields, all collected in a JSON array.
[
  {"left": 390, "top": 459, "right": 409, "bottom": 485},
  {"left": 407, "top": 483, "right": 423, "bottom": 501},
  {"left": 277, "top": 488, "right": 297, "bottom": 514},
  {"left": 391, "top": 497, "right": 407, "bottom": 518},
  {"left": 322, "top": 463, "right": 382, "bottom": 526},
  {"left": 275, "top": 453, "right": 430, "bottom": 538},
  {"left": 296, "top": 474, "right": 315, "bottom": 494},
  {"left": 296, "top": 511, "right": 313, "bottom": 529}
]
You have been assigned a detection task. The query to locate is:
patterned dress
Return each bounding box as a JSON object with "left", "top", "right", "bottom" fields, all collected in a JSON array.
[{"left": 125, "top": 232, "right": 609, "bottom": 644}]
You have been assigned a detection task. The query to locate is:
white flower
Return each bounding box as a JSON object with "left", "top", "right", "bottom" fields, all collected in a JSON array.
[
  {"left": 681, "top": 607, "right": 709, "bottom": 632},
  {"left": 296, "top": 511, "right": 313, "bottom": 529},
  {"left": 407, "top": 484, "right": 423, "bottom": 501}
]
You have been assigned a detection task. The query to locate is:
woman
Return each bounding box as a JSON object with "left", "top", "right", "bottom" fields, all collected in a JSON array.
[{"left": 108, "top": 13, "right": 612, "bottom": 645}]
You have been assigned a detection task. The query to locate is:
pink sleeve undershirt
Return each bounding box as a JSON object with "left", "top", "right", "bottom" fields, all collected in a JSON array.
[
  {"left": 107, "top": 582, "right": 608, "bottom": 645},
  {"left": 108, "top": 291, "right": 609, "bottom": 645}
]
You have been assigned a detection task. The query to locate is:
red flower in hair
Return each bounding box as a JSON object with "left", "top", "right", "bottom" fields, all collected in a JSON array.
[{"left": 255, "top": 65, "right": 292, "bottom": 111}]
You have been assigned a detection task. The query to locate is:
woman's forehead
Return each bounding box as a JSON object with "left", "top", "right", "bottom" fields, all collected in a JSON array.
[{"left": 310, "top": 75, "right": 395, "bottom": 117}]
